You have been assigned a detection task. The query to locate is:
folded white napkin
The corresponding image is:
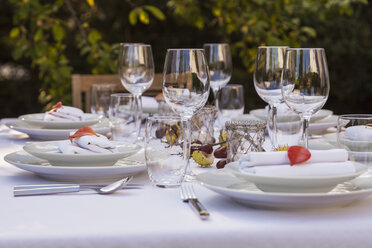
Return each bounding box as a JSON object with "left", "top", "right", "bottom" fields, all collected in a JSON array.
[
  {"left": 346, "top": 125, "right": 372, "bottom": 141},
  {"left": 44, "top": 106, "right": 84, "bottom": 121},
  {"left": 238, "top": 149, "right": 354, "bottom": 177},
  {"left": 72, "top": 134, "right": 117, "bottom": 154},
  {"left": 58, "top": 140, "right": 95, "bottom": 154},
  {"left": 142, "top": 96, "right": 158, "bottom": 111},
  {"left": 242, "top": 161, "right": 355, "bottom": 177}
]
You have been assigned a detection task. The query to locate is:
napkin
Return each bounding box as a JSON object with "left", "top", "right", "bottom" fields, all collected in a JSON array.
[
  {"left": 72, "top": 135, "right": 118, "bottom": 153},
  {"left": 44, "top": 106, "right": 84, "bottom": 121},
  {"left": 142, "top": 96, "right": 158, "bottom": 113},
  {"left": 58, "top": 140, "right": 95, "bottom": 154},
  {"left": 345, "top": 125, "right": 372, "bottom": 141},
  {"left": 238, "top": 149, "right": 354, "bottom": 177}
]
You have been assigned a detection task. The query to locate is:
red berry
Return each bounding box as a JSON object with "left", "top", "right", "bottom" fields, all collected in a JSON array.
[{"left": 287, "top": 146, "right": 311, "bottom": 166}]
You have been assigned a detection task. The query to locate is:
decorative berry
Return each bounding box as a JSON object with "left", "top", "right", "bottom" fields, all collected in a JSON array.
[
  {"left": 155, "top": 126, "right": 167, "bottom": 139},
  {"left": 214, "top": 146, "right": 227, "bottom": 158},
  {"left": 216, "top": 160, "right": 227, "bottom": 169},
  {"left": 288, "top": 146, "right": 311, "bottom": 166},
  {"left": 192, "top": 150, "right": 214, "bottom": 167},
  {"left": 199, "top": 144, "right": 213, "bottom": 154}
]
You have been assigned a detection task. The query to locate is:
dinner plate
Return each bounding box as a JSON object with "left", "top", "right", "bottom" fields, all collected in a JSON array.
[
  {"left": 249, "top": 109, "right": 333, "bottom": 123},
  {"left": 19, "top": 113, "right": 101, "bottom": 129},
  {"left": 225, "top": 161, "right": 367, "bottom": 193},
  {"left": 4, "top": 150, "right": 146, "bottom": 183},
  {"left": 6, "top": 120, "right": 110, "bottom": 140},
  {"left": 196, "top": 169, "right": 372, "bottom": 209},
  {"left": 23, "top": 140, "right": 141, "bottom": 167}
]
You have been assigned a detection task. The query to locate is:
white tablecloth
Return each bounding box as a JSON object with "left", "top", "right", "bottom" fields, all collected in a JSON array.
[{"left": 1, "top": 119, "right": 372, "bottom": 248}]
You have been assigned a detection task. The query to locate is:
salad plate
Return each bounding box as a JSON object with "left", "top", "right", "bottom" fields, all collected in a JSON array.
[
  {"left": 196, "top": 169, "right": 372, "bottom": 209},
  {"left": 4, "top": 150, "right": 146, "bottom": 183},
  {"left": 6, "top": 119, "right": 110, "bottom": 140},
  {"left": 225, "top": 161, "right": 367, "bottom": 193},
  {"left": 249, "top": 109, "right": 333, "bottom": 123},
  {"left": 23, "top": 140, "right": 141, "bottom": 167},
  {"left": 19, "top": 113, "right": 101, "bottom": 129}
]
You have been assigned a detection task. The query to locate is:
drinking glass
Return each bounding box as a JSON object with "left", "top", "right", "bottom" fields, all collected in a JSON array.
[
  {"left": 253, "top": 46, "right": 288, "bottom": 149},
  {"left": 162, "top": 49, "right": 210, "bottom": 178},
  {"left": 203, "top": 43, "right": 232, "bottom": 126},
  {"left": 281, "top": 48, "right": 330, "bottom": 149},
  {"left": 218, "top": 84, "right": 244, "bottom": 127},
  {"left": 145, "top": 116, "right": 186, "bottom": 187},
  {"left": 109, "top": 93, "right": 136, "bottom": 142},
  {"left": 90, "top": 84, "right": 116, "bottom": 117},
  {"left": 118, "top": 43, "right": 154, "bottom": 139}
]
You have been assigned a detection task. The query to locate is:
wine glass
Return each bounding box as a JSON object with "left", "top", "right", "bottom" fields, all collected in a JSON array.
[
  {"left": 253, "top": 46, "right": 288, "bottom": 149},
  {"left": 281, "top": 48, "right": 330, "bottom": 149},
  {"left": 203, "top": 44, "right": 232, "bottom": 120},
  {"left": 162, "top": 49, "right": 210, "bottom": 178},
  {"left": 118, "top": 43, "right": 154, "bottom": 139}
]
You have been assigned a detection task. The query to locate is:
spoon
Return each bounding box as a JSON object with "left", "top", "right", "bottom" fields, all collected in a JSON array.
[{"left": 13, "top": 176, "right": 133, "bottom": 197}]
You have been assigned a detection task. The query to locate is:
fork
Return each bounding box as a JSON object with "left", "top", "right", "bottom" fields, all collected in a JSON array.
[{"left": 180, "top": 183, "right": 209, "bottom": 220}]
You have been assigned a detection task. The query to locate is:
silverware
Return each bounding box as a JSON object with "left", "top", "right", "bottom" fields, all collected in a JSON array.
[
  {"left": 14, "top": 183, "right": 143, "bottom": 190},
  {"left": 14, "top": 176, "right": 133, "bottom": 196},
  {"left": 180, "top": 183, "right": 209, "bottom": 220}
]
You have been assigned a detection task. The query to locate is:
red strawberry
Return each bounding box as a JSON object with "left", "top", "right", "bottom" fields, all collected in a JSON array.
[
  {"left": 287, "top": 146, "right": 311, "bottom": 166},
  {"left": 69, "top": 126, "right": 98, "bottom": 143},
  {"left": 49, "top": 101, "right": 63, "bottom": 112}
]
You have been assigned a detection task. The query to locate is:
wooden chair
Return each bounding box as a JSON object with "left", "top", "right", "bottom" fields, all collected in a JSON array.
[{"left": 72, "top": 74, "right": 162, "bottom": 112}]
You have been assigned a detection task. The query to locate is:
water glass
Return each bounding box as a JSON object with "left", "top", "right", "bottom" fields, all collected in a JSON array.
[
  {"left": 145, "top": 116, "right": 187, "bottom": 188},
  {"left": 218, "top": 84, "right": 244, "bottom": 127},
  {"left": 109, "top": 93, "right": 136, "bottom": 142},
  {"left": 91, "top": 84, "right": 116, "bottom": 117},
  {"left": 337, "top": 114, "right": 372, "bottom": 166},
  {"left": 191, "top": 105, "right": 217, "bottom": 144}
]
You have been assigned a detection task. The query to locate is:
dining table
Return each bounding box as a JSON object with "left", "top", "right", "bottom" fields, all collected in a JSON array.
[{"left": 1, "top": 118, "right": 372, "bottom": 248}]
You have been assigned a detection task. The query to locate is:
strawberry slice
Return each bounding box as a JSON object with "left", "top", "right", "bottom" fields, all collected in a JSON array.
[
  {"left": 69, "top": 126, "right": 98, "bottom": 143},
  {"left": 49, "top": 101, "right": 63, "bottom": 113},
  {"left": 288, "top": 146, "right": 311, "bottom": 166}
]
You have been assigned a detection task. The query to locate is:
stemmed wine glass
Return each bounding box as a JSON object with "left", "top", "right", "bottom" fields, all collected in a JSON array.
[
  {"left": 253, "top": 46, "right": 288, "bottom": 149},
  {"left": 281, "top": 48, "right": 330, "bottom": 149},
  {"left": 118, "top": 43, "right": 154, "bottom": 139},
  {"left": 162, "top": 49, "right": 210, "bottom": 178},
  {"left": 203, "top": 44, "right": 232, "bottom": 126}
]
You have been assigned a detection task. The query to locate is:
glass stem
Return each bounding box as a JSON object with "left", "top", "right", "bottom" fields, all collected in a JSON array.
[
  {"left": 181, "top": 115, "right": 193, "bottom": 178},
  {"left": 269, "top": 104, "right": 278, "bottom": 149},
  {"left": 301, "top": 116, "right": 311, "bottom": 149},
  {"left": 213, "top": 88, "right": 220, "bottom": 108},
  {"left": 134, "top": 95, "right": 143, "bottom": 139}
]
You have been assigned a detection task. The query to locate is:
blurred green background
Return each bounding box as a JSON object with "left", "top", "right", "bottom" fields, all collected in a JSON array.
[{"left": 1, "top": 0, "right": 371, "bottom": 117}]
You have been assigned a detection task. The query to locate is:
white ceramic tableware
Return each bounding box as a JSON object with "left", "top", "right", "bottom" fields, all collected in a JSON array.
[
  {"left": 4, "top": 150, "right": 145, "bottom": 183},
  {"left": 225, "top": 161, "right": 367, "bottom": 193},
  {"left": 6, "top": 119, "right": 110, "bottom": 140},
  {"left": 196, "top": 169, "right": 372, "bottom": 209},
  {"left": 338, "top": 132, "right": 372, "bottom": 152},
  {"left": 249, "top": 109, "right": 333, "bottom": 123},
  {"left": 23, "top": 140, "right": 141, "bottom": 167},
  {"left": 19, "top": 113, "right": 101, "bottom": 129}
]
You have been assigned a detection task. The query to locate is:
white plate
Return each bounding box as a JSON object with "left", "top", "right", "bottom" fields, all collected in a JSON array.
[
  {"left": 249, "top": 109, "right": 333, "bottom": 123},
  {"left": 196, "top": 169, "right": 372, "bottom": 209},
  {"left": 6, "top": 120, "right": 110, "bottom": 140},
  {"left": 225, "top": 161, "right": 367, "bottom": 193},
  {"left": 4, "top": 150, "right": 146, "bottom": 183},
  {"left": 23, "top": 140, "right": 141, "bottom": 167},
  {"left": 19, "top": 113, "right": 101, "bottom": 129}
]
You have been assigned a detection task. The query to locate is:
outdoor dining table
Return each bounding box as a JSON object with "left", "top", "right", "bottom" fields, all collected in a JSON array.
[{"left": 1, "top": 118, "right": 372, "bottom": 248}]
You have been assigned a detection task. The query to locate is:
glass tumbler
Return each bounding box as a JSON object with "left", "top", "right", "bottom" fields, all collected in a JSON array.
[
  {"left": 191, "top": 105, "right": 218, "bottom": 144},
  {"left": 91, "top": 83, "right": 117, "bottom": 117},
  {"left": 145, "top": 116, "right": 187, "bottom": 187},
  {"left": 109, "top": 93, "right": 136, "bottom": 142}
]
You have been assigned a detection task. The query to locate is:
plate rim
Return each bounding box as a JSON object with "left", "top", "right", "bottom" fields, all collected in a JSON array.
[{"left": 18, "top": 113, "right": 101, "bottom": 124}]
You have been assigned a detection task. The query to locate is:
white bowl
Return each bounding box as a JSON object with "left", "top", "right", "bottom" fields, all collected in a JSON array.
[
  {"left": 249, "top": 109, "right": 333, "bottom": 123},
  {"left": 339, "top": 132, "right": 372, "bottom": 152},
  {"left": 23, "top": 140, "right": 141, "bottom": 167},
  {"left": 19, "top": 113, "right": 101, "bottom": 129},
  {"left": 225, "top": 161, "right": 367, "bottom": 193}
]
